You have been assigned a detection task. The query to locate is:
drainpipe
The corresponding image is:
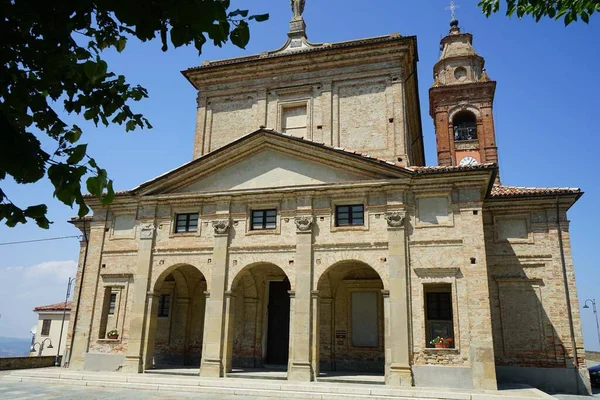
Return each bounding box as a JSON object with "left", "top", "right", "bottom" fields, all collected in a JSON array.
[{"left": 555, "top": 196, "right": 580, "bottom": 393}]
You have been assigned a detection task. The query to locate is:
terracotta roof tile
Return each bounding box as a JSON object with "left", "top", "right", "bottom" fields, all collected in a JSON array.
[
  {"left": 490, "top": 185, "right": 581, "bottom": 198},
  {"left": 33, "top": 301, "right": 72, "bottom": 312},
  {"left": 409, "top": 163, "right": 496, "bottom": 174}
]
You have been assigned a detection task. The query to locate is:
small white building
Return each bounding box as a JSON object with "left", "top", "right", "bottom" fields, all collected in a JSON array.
[{"left": 31, "top": 301, "right": 71, "bottom": 357}]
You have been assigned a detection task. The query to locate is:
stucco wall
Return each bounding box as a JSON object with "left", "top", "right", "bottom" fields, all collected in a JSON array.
[{"left": 34, "top": 312, "right": 70, "bottom": 357}]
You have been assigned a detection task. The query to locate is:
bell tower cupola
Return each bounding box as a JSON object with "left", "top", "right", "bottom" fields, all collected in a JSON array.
[{"left": 429, "top": 14, "right": 499, "bottom": 172}]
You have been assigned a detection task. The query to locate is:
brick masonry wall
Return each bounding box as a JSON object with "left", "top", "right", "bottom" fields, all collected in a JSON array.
[{"left": 484, "top": 200, "right": 586, "bottom": 368}]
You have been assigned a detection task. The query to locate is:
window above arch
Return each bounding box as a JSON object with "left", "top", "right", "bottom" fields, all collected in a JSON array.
[{"left": 453, "top": 112, "right": 477, "bottom": 141}]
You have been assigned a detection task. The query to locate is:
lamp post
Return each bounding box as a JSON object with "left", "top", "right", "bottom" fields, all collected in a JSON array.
[
  {"left": 583, "top": 299, "right": 600, "bottom": 347},
  {"left": 55, "top": 277, "right": 74, "bottom": 366},
  {"left": 31, "top": 338, "right": 53, "bottom": 356}
]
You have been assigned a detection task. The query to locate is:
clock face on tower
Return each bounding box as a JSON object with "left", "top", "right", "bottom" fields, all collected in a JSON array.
[{"left": 459, "top": 156, "right": 478, "bottom": 166}]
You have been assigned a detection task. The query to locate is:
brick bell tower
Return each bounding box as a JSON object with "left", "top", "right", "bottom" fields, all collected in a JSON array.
[{"left": 429, "top": 18, "right": 499, "bottom": 170}]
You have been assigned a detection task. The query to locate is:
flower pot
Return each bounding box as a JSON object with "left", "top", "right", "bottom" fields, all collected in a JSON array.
[
  {"left": 435, "top": 343, "right": 444, "bottom": 348},
  {"left": 107, "top": 334, "right": 119, "bottom": 340},
  {"left": 442, "top": 343, "right": 451, "bottom": 348}
]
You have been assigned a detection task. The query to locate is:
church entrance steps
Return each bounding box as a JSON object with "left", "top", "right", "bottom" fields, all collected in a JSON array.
[
  {"left": 226, "top": 368, "right": 287, "bottom": 380},
  {"left": 316, "top": 372, "right": 385, "bottom": 385},
  {"left": 2, "top": 368, "right": 555, "bottom": 400}
]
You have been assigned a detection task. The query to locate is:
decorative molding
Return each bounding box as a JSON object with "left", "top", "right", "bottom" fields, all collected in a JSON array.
[
  {"left": 101, "top": 273, "right": 133, "bottom": 279},
  {"left": 494, "top": 277, "right": 544, "bottom": 285},
  {"left": 410, "top": 239, "right": 463, "bottom": 247},
  {"left": 212, "top": 220, "right": 230, "bottom": 234},
  {"left": 313, "top": 242, "right": 388, "bottom": 251},
  {"left": 487, "top": 254, "right": 551, "bottom": 268},
  {"left": 229, "top": 245, "right": 295, "bottom": 254},
  {"left": 384, "top": 212, "right": 405, "bottom": 228},
  {"left": 139, "top": 222, "right": 155, "bottom": 239},
  {"left": 413, "top": 267, "right": 460, "bottom": 278},
  {"left": 295, "top": 216, "right": 313, "bottom": 232}
]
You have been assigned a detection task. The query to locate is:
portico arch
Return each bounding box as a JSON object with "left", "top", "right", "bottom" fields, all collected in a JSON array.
[
  {"left": 317, "top": 260, "right": 385, "bottom": 373},
  {"left": 225, "top": 262, "right": 291, "bottom": 371},
  {"left": 144, "top": 263, "right": 207, "bottom": 369}
]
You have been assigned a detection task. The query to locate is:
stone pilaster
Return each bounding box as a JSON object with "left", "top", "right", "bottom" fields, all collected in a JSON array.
[
  {"left": 200, "top": 218, "right": 230, "bottom": 377},
  {"left": 222, "top": 290, "right": 236, "bottom": 373},
  {"left": 123, "top": 221, "right": 156, "bottom": 373},
  {"left": 288, "top": 215, "right": 314, "bottom": 381},
  {"left": 464, "top": 210, "right": 497, "bottom": 390},
  {"left": 69, "top": 220, "right": 108, "bottom": 370},
  {"left": 384, "top": 212, "right": 413, "bottom": 386},
  {"left": 142, "top": 292, "right": 160, "bottom": 370}
]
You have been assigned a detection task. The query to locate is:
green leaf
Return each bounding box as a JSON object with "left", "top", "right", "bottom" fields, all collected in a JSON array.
[
  {"left": 83, "top": 61, "right": 97, "bottom": 79},
  {"left": 249, "top": 13, "right": 269, "bottom": 22},
  {"left": 86, "top": 175, "right": 103, "bottom": 198},
  {"left": 67, "top": 144, "right": 88, "bottom": 164},
  {"left": 228, "top": 9, "right": 249, "bottom": 18},
  {"left": 101, "top": 180, "right": 115, "bottom": 205},
  {"left": 24, "top": 204, "right": 47, "bottom": 218},
  {"left": 116, "top": 37, "right": 127, "bottom": 52},
  {"left": 64, "top": 126, "right": 83, "bottom": 143},
  {"left": 230, "top": 21, "right": 250, "bottom": 49}
]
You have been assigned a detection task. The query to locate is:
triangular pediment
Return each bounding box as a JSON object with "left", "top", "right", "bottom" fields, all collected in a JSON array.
[
  {"left": 179, "top": 149, "right": 373, "bottom": 193},
  {"left": 135, "top": 129, "right": 410, "bottom": 196}
]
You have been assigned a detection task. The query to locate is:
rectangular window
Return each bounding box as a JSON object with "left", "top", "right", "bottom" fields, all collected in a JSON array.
[
  {"left": 251, "top": 209, "right": 277, "bottom": 231},
  {"left": 282, "top": 105, "right": 307, "bottom": 137},
  {"left": 108, "top": 293, "right": 117, "bottom": 315},
  {"left": 425, "top": 286, "right": 454, "bottom": 348},
  {"left": 175, "top": 213, "right": 199, "bottom": 233},
  {"left": 158, "top": 294, "right": 170, "bottom": 317},
  {"left": 335, "top": 204, "right": 364, "bottom": 227},
  {"left": 351, "top": 291, "right": 378, "bottom": 347},
  {"left": 41, "top": 319, "right": 51, "bottom": 336}
]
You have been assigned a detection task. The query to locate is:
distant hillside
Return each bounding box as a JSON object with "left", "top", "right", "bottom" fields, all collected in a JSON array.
[
  {"left": 0, "top": 337, "right": 30, "bottom": 357},
  {"left": 587, "top": 350, "right": 600, "bottom": 362}
]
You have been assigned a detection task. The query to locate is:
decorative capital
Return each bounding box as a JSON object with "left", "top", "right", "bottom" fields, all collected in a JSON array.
[
  {"left": 139, "top": 222, "right": 155, "bottom": 239},
  {"left": 385, "top": 212, "right": 405, "bottom": 228},
  {"left": 295, "top": 216, "right": 313, "bottom": 232},
  {"left": 212, "top": 220, "right": 230, "bottom": 235}
]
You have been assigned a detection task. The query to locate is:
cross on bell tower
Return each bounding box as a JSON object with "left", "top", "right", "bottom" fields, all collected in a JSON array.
[{"left": 429, "top": 10, "right": 500, "bottom": 177}]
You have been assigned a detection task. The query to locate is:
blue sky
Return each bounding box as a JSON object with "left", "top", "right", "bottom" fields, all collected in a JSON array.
[{"left": 0, "top": 1, "right": 599, "bottom": 351}]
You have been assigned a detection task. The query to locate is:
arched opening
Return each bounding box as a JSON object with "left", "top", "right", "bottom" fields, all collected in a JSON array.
[
  {"left": 453, "top": 111, "right": 477, "bottom": 141},
  {"left": 147, "top": 264, "right": 207, "bottom": 369},
  {"left": 317, "top": 261, "right": 384, "bottom": 374},
  {"left": 228, "top": 263, "right": 291, "bottom": 371}
]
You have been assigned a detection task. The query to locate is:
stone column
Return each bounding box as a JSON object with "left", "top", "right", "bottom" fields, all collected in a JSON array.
[
  {"left": 142, "top": 292, "right": 160, "bottom": 370},
  {"left": 222, "top": 290, "right": 236, "bottom": 373},
  {"left": 123, "top": 221, "right": 156, "bottom": 373},
  {"left": 311, "top": 290, "right": 320, "bottom": 378},
  {"left": 173, "top": 297, "right": 191, "bottom": 364},
  {"left": 200, "top": 219, "right": 230, "bottom": 377},
  {"left": 384, "top": 212, "right": 413, "bottom": 386},
  {"left": 288, "top": 215, "right": 315, "bottom": 381}
]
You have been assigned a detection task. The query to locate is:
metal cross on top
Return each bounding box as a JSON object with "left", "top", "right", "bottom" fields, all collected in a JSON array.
[{"left": 446, "top": 0, "right": 460, "bottom": 21}]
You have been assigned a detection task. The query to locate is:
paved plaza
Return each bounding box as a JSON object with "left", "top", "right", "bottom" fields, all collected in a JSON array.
[{"left": 0, "top": 380, "right": 282, "bottom": 400}]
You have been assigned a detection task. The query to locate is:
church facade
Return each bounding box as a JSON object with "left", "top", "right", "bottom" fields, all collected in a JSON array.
[{"left": 65, "top": 5, "right": 591, "bottom": 395}]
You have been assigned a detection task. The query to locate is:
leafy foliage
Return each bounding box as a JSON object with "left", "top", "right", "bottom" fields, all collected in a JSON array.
[
  {"left": 0, "top": 0, "right": 268, "bottom": 228},
  {"left": 479, "top": 0, "right": 599, "bottom": 25}
]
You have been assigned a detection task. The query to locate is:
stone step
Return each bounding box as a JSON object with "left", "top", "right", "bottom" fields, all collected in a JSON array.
[{"left": 3, "top": 369, "right": 554, "bottom": 400}]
